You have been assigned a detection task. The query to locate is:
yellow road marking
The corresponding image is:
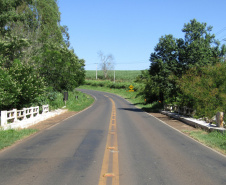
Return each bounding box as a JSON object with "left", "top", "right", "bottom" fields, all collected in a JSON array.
[{"left": 98, "top": 98, "right": 119, "bottom": 185}]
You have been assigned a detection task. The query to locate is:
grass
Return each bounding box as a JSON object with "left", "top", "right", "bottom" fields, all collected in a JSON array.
[
  {"left": 0, "top": 129, "right": 37, "bottom": 150},
  {"left": 66, "top": 90, "right": 94, "bottom": 111},
  {"left": 47, "top": 90, "right": 94, "bottom": 111},
  {"left": 184, "top": 130, "right": 226, "bottom": 154}
]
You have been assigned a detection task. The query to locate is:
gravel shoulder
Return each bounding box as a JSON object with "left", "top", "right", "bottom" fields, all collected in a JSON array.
[{"left": 149, "top": 112, "right": 197, "bottom": 132}]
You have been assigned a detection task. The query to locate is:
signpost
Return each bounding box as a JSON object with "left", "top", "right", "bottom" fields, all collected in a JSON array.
[{"left": 64, "top": 92, "right": 68, "bottom": 106}]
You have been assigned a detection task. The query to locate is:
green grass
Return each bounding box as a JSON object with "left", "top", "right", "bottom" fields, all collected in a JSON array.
[
  {"left": 85, "top": 70, "right": 142, "bottom": 81},
  {"left": 66, "top": 90, "right": 94, "bottom": 111},
  {"left": 0, "top": 129, "right": 37, "bottom": 150},
  {"left": 184, "top": 130, "right": 226, "bottom": 154},
  {"left": 47, "top": 90, "right": 94, "bottom": 111}
]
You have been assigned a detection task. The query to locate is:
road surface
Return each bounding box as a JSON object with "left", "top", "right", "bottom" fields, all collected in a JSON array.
[{"left": 0, "top": 89, "right": 225, "bottom": 185}]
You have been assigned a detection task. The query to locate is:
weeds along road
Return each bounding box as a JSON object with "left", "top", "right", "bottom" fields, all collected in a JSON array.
[{"left": 0, "top": 89, "right": 225, "bottom": 185}]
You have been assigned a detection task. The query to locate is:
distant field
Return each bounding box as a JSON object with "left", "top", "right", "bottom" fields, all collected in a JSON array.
[{"left": 85, "top": 70, "right": 142, "bottom": 81}]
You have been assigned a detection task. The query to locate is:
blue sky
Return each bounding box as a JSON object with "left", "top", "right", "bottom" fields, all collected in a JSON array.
[{"left": 58, "top": 0, "right": 226, "bottom": 70}]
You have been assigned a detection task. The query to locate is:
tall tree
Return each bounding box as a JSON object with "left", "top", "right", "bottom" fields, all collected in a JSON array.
[{"left": 149, "top": 34, "right": 179, "bottom": 102}]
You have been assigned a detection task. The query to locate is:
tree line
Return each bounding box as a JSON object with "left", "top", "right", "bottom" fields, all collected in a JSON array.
[
  {"left": 0, "top": 0, "right": 85, "bottom": 110},
  {"left": 140, "top": 19, "right": 226, "bottom": 119}
]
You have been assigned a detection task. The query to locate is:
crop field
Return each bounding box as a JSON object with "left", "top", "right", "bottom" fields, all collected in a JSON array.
[{"left": 85, "top": 70, "right": 142, "bottom": 81}]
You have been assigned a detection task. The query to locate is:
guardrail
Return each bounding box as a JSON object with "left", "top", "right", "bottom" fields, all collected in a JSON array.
[{"left": 0, "top": 105, "right": 49, "bottom": 127}]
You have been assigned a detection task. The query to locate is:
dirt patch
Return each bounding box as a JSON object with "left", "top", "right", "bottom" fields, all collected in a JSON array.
[
  {"left": 149, "top": 113, "right": 197, "bottom": 132},
  {"left": 28, "top": 111, "right": 77, "bottom": 131}
]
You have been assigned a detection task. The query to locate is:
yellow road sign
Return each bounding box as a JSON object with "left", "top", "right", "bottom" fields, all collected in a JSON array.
[{"left": 129, "top": 85, "right": 134, "bottom": 92}]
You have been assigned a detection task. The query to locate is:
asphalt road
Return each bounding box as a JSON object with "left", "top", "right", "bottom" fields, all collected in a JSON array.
[{"left": 0, "top": 89, "right": 225, "bottom": 185}]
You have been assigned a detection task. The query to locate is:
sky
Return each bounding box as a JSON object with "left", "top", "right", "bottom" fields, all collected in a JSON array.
[{"left": 58, "top": 0, "right": 226, "bottom": 70}]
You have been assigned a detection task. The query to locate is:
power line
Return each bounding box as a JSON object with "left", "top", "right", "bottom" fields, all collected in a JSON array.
[
  {"left": 215, "top": 27, "right": 226, "bottom": 35},
  {"left": 85, "top": 61, "right": 149, "bottom": 66}
]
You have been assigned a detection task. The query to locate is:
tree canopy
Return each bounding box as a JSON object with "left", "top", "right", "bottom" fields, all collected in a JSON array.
[
  {"left": 146, "top": 19, "right": 226, "bottom": 107},
  {"left": 0, "top": 0, "right": 85, "bottom": 110}
]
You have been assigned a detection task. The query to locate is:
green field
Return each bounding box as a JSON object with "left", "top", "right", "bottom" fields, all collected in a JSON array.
[{"left": 85, "top": 70, "right": 142, "bottom": 81}]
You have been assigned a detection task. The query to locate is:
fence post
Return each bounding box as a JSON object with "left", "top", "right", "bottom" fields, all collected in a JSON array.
[
  {"left": 31, "top": 107, "right": 34, "bottom": 118},
  {"left": 1, "top": 111, "right": 7, "bottom": 126},
  {"left": 216, "top": 112, "right": 224, "bottom": 128},
  {"left": 23, "top": 108, "right": 27, "bottom": 120},
  {"left": 42, "top": 105, "right": 45, "bottom": 114},
  {"left": 37, "top": 107, "right": 39, "bottom": 116},
  {"left": 13, "top": 109, "right": 17, "bottom": 122}
]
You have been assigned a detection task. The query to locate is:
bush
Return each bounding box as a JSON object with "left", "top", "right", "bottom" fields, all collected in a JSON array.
[
  {"left": 177, "top": 62, "right": 226, "bottom": 118},
  {"left": 0, "top": 60, "right": 46, "bottom": 110}
]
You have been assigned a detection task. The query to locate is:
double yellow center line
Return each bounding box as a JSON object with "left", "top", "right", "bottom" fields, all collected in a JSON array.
[{"left": 98, "top": 97, "right": 119, "bottom": 185}]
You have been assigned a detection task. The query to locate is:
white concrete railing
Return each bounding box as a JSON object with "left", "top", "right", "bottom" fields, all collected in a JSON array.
[
  {"left": 42, "top": 105, "right": 49, "bottom": 114},
  {"left": 0, "top": 105, "right": 49, "bottom": 127},
  {"left": 163, "top": 104, "right": 225, "bottom": 128},
  {"left": 164, "top": 104, "right": 196, "bottom": 117}
]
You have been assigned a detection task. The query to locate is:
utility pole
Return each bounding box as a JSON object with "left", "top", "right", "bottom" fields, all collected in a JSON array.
[
  {"left": 114, "top": 70, "right": 115, "bottom": 83},
  {"left": 94, "top": 63, "right": 98, "bottom": 80}
]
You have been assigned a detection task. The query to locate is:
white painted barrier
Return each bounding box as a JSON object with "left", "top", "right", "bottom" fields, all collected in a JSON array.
[{"left": 0, "top": 105, "right": 48, "bottom": 127}]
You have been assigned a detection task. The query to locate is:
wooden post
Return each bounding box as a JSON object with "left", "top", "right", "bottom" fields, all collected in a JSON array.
[{"left": 216, "top": 112, "right": 224, "bottom": 128}]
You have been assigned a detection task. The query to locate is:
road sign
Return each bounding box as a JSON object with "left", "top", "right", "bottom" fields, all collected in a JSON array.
[{"left": 129, "top": 85, "right": 134, "bottom": 92}]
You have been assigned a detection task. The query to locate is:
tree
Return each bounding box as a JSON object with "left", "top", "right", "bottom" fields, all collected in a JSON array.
[
  {"left": 180, "top": 19, "right": 225, "bottom": 69},
  {"left": 98, "top": 51, "right": 114, "bottom": 79},
  {"left": 0, "top": 0, "right": 86, "bottom": 109},
  {"left": 146, "top": 19, "right": 226, "bottom": 105},
  {"left": 148, "top": 34, "right": 179, "bottom": 102}
]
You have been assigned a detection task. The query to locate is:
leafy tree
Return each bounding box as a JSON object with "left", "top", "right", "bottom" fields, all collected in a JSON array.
[
  {"left": 146, "top": 19, "right": 226, "bottom": 105},
  {"left": 0, "top": 59, "right": 45, "bottom": 110},
  {"left": 0, "top": 0, "right": 86, "bottom": 110},
  {"left": 36, "top": 43, "right": 85, "bottom": 91},
  {"left": 180, "top": 19, "right": 225, "bottom": 70},
  {"left": 0, "top": 64, "right": 19, "bottom": 109},
  {"left": 148, "top": 34, "right": 179, "bottom": 102}
]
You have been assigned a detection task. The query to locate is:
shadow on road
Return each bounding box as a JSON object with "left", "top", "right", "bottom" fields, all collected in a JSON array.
[{"left": 117, "top": 107, "right": 144, "bottom": 112}]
